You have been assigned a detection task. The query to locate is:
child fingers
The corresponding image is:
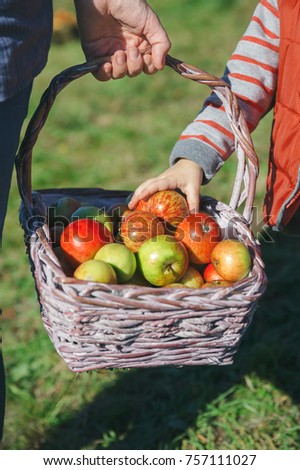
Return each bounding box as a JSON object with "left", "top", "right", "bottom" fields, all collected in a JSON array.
[{"left": 128, "top": 177, "right": 175, "bottom": 208}]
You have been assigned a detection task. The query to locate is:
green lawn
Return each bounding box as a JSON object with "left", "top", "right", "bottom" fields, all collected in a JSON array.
[{"left": 2, "top": 0, "right": 300, "bottom": 450}]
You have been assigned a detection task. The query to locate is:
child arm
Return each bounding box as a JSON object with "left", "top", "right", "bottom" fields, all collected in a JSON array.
[{"left": 130, "top": 0, "right": 280, "bottom": 212}]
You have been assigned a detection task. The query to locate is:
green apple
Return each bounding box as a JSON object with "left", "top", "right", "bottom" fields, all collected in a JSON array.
[
  {"left": 48, "top": 196, "right": 81, "bottom": 227},
  {"left": 136, "top": 235, "right": 189, "bottom": 287},
  {"left": 177, "top": 265, "right": 204, "bottom": 288},
  {"left": 127, "top": 268, "right": 152, "bottom": 286},
  {"left": 94, "top": 243, "right": 136, "bottom": 283},
  {"left": 71, "top": 205, "right": 113, "bottom": 232},
  {"left": 164, "top": 283, "right": 184, "bottom": 288},
  {"left": 74, "top": 259, "right": 117, "bottom": 283}
]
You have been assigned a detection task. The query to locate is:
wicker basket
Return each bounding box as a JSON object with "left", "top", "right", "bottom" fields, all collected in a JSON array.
[{"left": 16, "top": 55, "right": 267, "bottom": 372}]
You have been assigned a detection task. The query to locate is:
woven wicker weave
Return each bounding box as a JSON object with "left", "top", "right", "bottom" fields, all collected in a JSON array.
[{"left": 16, "top": 55, "right": 267, "bottom": 372}]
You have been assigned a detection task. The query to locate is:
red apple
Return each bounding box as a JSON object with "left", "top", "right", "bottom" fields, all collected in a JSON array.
[
  {"left": 136, "top": 234, "right": 189, "bottom": 287},
  {"left": 144, "top": 190, "right": 189, "bottom": 228},
  {"left": 211, "top": 239, "right": 252, "bottom": 282},
  {"left": 120, "top": 210, "right": 165, "bottom": 252},
  {"left": 60, "top": 218, "right": 113, "bottom": 268},
  {"left": 175, "top": 212, "right": 221, "bottom": 264},
  {"left": 203, "top": 262, "right": 225, "bottom": 283},
  {"left": 135, "top": 199, "right": 150, "bottom": 212}
]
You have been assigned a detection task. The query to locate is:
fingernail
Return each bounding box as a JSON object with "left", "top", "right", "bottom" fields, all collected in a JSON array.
[{"left": 128, "top": 48, "right": 140, "bottom": 61}]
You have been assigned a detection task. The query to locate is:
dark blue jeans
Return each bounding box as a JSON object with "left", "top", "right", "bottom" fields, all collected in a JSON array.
[{"left": 0, "top": 84, "right": 32, "bottom": 443}]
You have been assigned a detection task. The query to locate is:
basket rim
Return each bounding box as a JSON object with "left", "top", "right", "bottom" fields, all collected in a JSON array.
[{"left": 22, "top": 192, "right": 267, "bottom": 300}]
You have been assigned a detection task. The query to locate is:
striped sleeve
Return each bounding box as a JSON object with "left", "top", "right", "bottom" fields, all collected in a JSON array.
[{"left": 170, "top": 0, "right": 280, "bottom": 183}]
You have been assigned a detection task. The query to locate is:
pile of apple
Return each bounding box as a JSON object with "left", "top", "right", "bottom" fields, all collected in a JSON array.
[{"left": 48, "top": 190, "right": 252, "bottom": 289}]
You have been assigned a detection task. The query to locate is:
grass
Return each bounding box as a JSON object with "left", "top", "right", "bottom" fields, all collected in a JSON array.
[{"left": 2, "top": 0, "right": 300, "bottom": 450}]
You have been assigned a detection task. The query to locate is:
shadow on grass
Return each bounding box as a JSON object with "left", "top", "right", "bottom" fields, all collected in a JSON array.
[{"left": 40, "top": 231, "right": 300, "bottom": 450}]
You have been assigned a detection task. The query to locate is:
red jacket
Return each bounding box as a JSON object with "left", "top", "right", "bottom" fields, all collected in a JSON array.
[{"left": 265, "top": 0, "right": 300, "bottom": 229}]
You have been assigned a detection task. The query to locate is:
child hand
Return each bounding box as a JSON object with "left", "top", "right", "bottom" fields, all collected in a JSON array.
[{"left": 128, "top": 159, "right": 203, "bottom": 213}]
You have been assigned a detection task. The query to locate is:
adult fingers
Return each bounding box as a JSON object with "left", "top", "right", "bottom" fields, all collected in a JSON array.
[
  {"left": 143, "top": 9, "right": 171, "bottom": 69},
  {"left": 142, "top": 53, "right": 158, "bottom": 75},
  {"left": 126, "top": 47, "right": 144, "bottom": 77}
]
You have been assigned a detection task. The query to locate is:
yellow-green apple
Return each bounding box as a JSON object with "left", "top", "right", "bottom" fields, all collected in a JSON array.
[
  {"left": 121, "top": 210, "right": 165, "bottom": 252},
  {"left": 48, "top": 196, "right": 81, "bottom": 227},
  {"left": 127, "top": 269, "right": 152, "bottom": 287},
  {"left": 203, "top": 262, "right": 225, "bottom": 283},
  {"left": 164, "top": 283, "right": 184, "bottom": 288},
  {"left": 71, "top": 205, "right": 113, "bottom": 232},
  {"left": 201, "top": 280, "right": 232, "bottom": 289},
  {"left": 177, "top": 265, "right": 204, "bottom": 288},
  {"left": 136, "top": 234, "right": 189, "bottom": 287},
  {"left": 60, "top": 218, "right": 113, "bottom": 268},
  {"left": 211, "top": 239, "right": 252, "bottom": 282},
  {"left": 94, "top": 242, "right": 136, "bottom": 283},
  {"left": 137, "top": 190, "right": 189, "bottom": 228},
  {"left": 175, "top": 212, "right": 221, "bottom": 264},
  {"left": 74, "top": 259, "right": 117, "bottom": 283}
]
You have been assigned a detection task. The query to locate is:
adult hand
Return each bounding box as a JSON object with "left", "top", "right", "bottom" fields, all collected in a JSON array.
[
  {"left": 128, "top": 159, "right": 203, "bottom": 213},
  {"left": 74, "top": 0, "right": 171, "bottom": 80}
]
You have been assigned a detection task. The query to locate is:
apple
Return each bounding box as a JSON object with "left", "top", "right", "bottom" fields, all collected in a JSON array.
[
  {"left": 211, "top": 239, "right": 252, "bottom": 282},
  {"left": 177, "top": 265, "right": 204, "bottom": 288},
  {"left": 138, "top": 190, "right": 189, "bottom": 228},
  {"left": 60, "top": 218, "right": 113, "bottom": 268},
  {"left": 164, "top": 283, "right": 185, "bottom": 288},
  {"left": 127, "top": 269, "right": 152, "bottom": 287},
  {"left": 48, "top": 196, "right": 81, "bottom": 227},
  {"left": 107, "top": 203, "right": 134, "bottom": 235},
  {"left": 94, "top": 242, "right": 137, "bottom": 283},
  {"left": 120, "top": 210, "right": 165, "bottom": 252},
  {"left": 175, "top": 212, "right": 221, "bottom": 264},
  {"left": 135, "top": 199, "right": 150, "bottom": 212},
  {"left": 203, "top": 262, "right": 225, "bottom": 283},
  {"left": 74, "top": 259, "right": 117, "bottom": 283},
  {"left": 71, "top": 205, "right": 113, "bottom": 232},
  {"left": 136, "top": 234, "right": 189, "bottom": 287},
  {"left": 201, "top": 280, "right": 232, "bottom": 289}
]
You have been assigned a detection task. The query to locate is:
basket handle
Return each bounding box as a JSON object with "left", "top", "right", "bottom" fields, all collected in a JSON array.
[
  {"left": 16, "top": 54, "right": 259, "bottom": 224},
  {"left": 165, "top": 55, "right": 259, "bottom": 224}
]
